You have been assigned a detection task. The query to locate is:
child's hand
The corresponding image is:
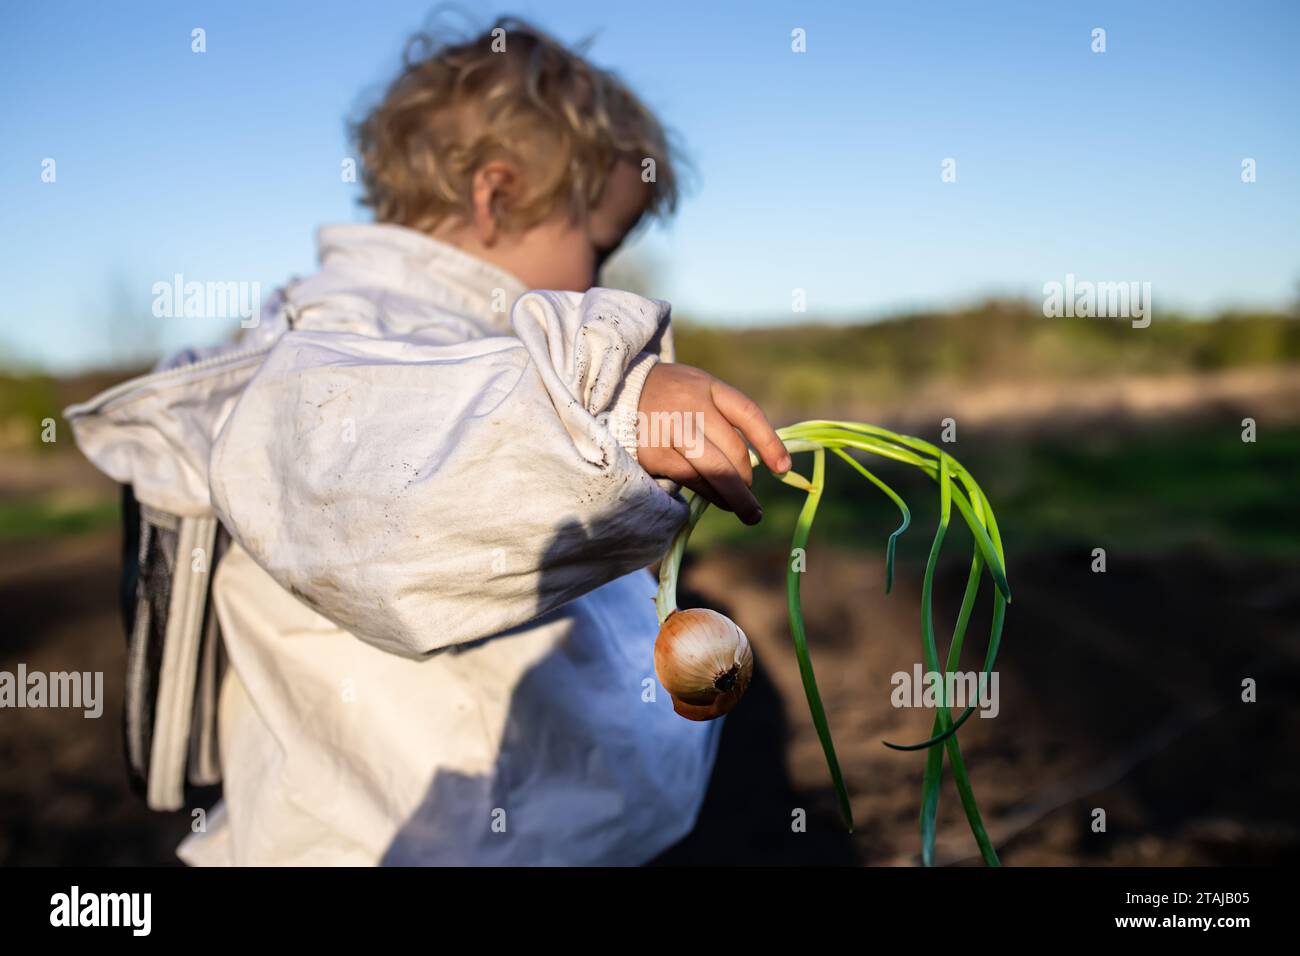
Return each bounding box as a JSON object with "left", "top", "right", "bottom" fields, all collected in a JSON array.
[{"left": 636, "top": 363, "right": 792, "bottom": 524}]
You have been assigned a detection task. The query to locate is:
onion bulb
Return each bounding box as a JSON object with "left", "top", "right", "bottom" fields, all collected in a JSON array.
[{"left": 654, "top": 608, "right": 753, "bottom": 721}]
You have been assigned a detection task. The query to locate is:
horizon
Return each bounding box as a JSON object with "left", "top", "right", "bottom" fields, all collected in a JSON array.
[{"left": 3, "top": 293, "right": 1294, "bottom": 380}]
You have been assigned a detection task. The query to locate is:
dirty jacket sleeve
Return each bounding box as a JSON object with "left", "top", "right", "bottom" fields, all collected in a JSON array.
[{"left": 208, "top": 287, "right": 686, "bottom": 657}]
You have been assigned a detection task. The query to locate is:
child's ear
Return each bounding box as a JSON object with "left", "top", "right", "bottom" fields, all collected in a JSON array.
[{"left": 470, "top": 160, "right": 519, "bottom": 246}]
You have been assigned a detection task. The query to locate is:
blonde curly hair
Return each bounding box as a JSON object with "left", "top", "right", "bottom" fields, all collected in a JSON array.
[{"left": 352, "top": 16, "right": 680, "bottom": 235}]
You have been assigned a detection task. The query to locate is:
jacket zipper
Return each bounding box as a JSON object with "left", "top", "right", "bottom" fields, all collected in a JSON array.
[
  {"left": 63, "top": 279, "right": 319, "bottom": 420},
  {"left": 63, "top": 341, "right": 276, "bottom": 420}
]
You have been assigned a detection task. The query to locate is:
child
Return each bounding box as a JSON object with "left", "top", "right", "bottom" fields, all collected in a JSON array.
[{"left": 68, "top": 17, "right": 789, "bottom": 865}]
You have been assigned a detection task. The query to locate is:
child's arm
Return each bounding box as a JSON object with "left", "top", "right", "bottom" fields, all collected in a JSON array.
[{"left": 209, "top": 287, "right": 776, "bottom": 658}]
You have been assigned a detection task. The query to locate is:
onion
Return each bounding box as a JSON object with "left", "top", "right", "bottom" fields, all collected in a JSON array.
[{"left": 654, "top": 608, "right": 753, "bottom": 721}]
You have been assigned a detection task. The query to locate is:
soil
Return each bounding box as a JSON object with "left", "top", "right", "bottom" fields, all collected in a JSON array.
[{"left": 4, "top": 529, "right": 1297, "bottom": 865}]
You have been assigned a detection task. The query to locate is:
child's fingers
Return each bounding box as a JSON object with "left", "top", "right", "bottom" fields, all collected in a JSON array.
[
  {"left": 709, "top": 381, "right": 791, "bottom": 475},
  {"left": 680, "top": 476, "right": 726, "bottom": 510},
  {"left": 692, "top": 438, "right": 763, "bottom": 524},
  {"left": 650, "top": 448, "right": 728, "bottom": 511},
  {"left": 701, "top": 410, "right": 753, "bottom": 486}
]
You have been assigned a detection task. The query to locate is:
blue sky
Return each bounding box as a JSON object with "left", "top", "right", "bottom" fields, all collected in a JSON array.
[{"left": 2, "top": 0, "right": 1298, "bottom": 371}]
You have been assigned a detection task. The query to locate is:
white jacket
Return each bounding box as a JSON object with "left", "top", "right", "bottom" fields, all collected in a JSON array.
[{"left": 68, "top": 223, "right": 722, "bottom": 864}]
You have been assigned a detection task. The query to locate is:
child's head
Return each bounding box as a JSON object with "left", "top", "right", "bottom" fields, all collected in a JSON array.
[{"left": 354, "top": 17, "right": 679, "bottom": 292}]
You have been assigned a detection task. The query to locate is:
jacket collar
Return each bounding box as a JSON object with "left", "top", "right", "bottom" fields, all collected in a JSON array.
[{"left": 315, "top": 223, "right": 528, "bottom": 333}]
